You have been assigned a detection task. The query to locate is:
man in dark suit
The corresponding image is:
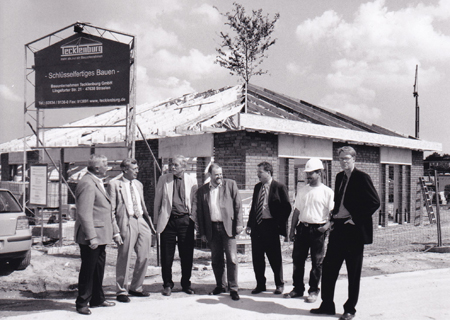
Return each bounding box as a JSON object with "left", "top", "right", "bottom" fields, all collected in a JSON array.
[
  {"left": 154, "top": 155, "right": 198, "bottom": 296},
  {"left": 311, "top": 146, "right": 380, "bottom": 320},
  {"left": 75, "top": 154, "right": 119, "bottom": 315},
  {"left": 246, "top": 161, "right": 292, "bottom": 295},
  {"left": 197, "top": 163, "right": 243, "bottom": 301},
  {"left": 108, "top": 158, "right": 156, "bottom": 303}
]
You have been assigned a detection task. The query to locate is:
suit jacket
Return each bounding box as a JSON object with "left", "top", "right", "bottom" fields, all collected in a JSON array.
[
  {"left": 332, "top": 168, "right": 380, "bottom": 244},
  {"left": 197, "top": 179, "right": 243, "bottom": 241},
  {"left": 154, "top": 172, "right": 198, "bottom": 233},
  {"left": 108, "top": 177, "right": 155, "bottom": 239},
  {"left": 74, "top": 172, "right": 119, "bottom": 245},
  {"left": 247, "top": 179, "right": 292, "bottom": 237}
]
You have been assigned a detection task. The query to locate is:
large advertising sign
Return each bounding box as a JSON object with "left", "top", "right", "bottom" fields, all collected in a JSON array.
[{"left": 35, "top": 33, "right": 130, "bottom": 108}]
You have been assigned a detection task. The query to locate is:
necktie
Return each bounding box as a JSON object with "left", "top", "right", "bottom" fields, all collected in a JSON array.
[
  {"left": 334, "top": 173, "right": 348, "bottom": 212},
  {"left": 255, "top": 185, "right": 266, "bottom": 224},
  {"left": 130, "top": 181, "right": 141, "bottom": 218}
]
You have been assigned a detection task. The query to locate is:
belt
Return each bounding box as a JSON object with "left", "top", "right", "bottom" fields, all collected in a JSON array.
[
  {"left": 170, "top": 214, "right": 188, "bottom": 220},
  {"left": 299, "top": 222, "right": 325, "bottom": 227},
  {"left": 212, "top": 221, "right": 223, "bottom": 224}
]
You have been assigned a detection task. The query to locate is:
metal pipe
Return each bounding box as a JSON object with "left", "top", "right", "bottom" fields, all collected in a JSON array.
[{"left": 434, "top": 170, "right": 442, "bottom": 247}]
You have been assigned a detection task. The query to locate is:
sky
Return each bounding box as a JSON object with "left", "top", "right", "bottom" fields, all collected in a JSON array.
[{"left": 1, "top": 0, "right": 449, "bottom": 154}]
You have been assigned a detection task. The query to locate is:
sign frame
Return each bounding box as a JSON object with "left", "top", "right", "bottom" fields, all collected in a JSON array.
[{"left": 24, "top": 22, "right": 137, "bottom": 159}]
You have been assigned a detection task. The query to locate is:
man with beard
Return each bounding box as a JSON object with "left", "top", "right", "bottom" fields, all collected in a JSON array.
[{"left": 285, "top": 158, "right": 334, "bottom": 303}]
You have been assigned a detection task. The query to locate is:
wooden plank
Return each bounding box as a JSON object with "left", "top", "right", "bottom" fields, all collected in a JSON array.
[
  {"left": 240, "top": 113, "right": 443, "bottom": 151},
  {"left": 247, "top": 95, "right": 304, "bottom": 121},
  {"left": 249, "top": 84, "right": 359, "bottom": 130}
]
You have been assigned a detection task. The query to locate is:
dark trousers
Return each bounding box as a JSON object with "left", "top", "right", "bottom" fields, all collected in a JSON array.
[
  {"left": 209, "top": 222, "right": 238, "bottom": 292},
  {"left": 76, "top": 244, "right": 106, "bottom": 308},
  {"left": 292, "top": 223, "right": 326, "bottom": 294},
  {"left": 160, "top": 214, "right": 195, "bottom": 289},
  {"left": 250, "top": 219, "right": 284, "bottom": 288},
  {"left": 320, "top": 221, "right": 364, "bottom": 315}
]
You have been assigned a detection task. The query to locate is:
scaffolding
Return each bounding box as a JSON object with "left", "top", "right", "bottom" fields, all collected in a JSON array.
[{"left": 22, "top": 22, "right": 136, "bottom": 245}]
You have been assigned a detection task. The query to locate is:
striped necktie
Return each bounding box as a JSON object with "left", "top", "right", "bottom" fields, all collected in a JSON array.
[{"left": 255, "top": 185, "right": 266, "bottom": 224}]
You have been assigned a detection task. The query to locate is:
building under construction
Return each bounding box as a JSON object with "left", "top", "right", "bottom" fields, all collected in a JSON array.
[{"left": 0, "top": 84, "right": 442, "bottom": 233}]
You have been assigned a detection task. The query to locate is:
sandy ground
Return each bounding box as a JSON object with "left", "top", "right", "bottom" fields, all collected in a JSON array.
[{"left": 1, "top": 267, "right": 449, "bottom": 320}]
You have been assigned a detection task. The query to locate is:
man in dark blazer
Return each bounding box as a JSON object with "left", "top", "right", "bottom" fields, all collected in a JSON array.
[
  {"left": 197, "top": 163, "right": 243, "bottom": 301},
  {"left": 311, "top": 146, "right": 380, "bottom": 320},
  {"left": 75, "top": 154, "right": 119, "bottom": 315},
  {"left": 246, "top": 161, "right": 292, "bottom": 295},
  {"left": 108, "top": 158, "right": 156, "bottom": 303}
]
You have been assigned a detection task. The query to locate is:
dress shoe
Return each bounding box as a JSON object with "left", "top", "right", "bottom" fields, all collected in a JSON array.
[
  {"left": 310, "top": 307, "right": 336, "bottom": 315},
  {"left": 273, "top": 286, "right": 284, "bottom": 294},
  {"left": 76, "top": 307, "right": 91, "bottom": 315},
  {"left": 251, "top": 286, "right": 266, "bottom": 294},
  {"left": 116, "top": 295, "right": 131, "bottom": 303},
  {"left": 90, "top": 300, "right": 115, "bottom": 308},
  {"left": 339, "top": 312, "right": 356, "bottom": 320},
  {"left": 230, "top": 291, "right": 240, "bottom": 301},
  {"left": 129, "top": 290, "right": 150, "bottom": 297},
  {"left": 182, "top": 287, "right": 195, "bottom": 294},
  {"left": 305, "top": 292, "right": 318, "bottom": 303},
  {"left": 162, "top": 287, "right": 172, "bottom": 296},
  {"left": 284, "top": 289, "right": 303, "bottom": 298},
  {"left": 209, "top": 287, "right": 226, "bottom": 295}
]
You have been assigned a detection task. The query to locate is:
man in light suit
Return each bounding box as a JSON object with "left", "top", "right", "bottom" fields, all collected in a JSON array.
[
  {"left": 108, "top": 158, "right": 156, "bottom": 303},
  {"left": 197, "top": 163, "right": 243, "bottom": 301},
  {"left": 246, "top": 161, "right": 292, "bottom": 295},
  {"left": 311, "top": 146, "right": 380, "bottom": 320},
  {"left": 75, "top": 154, "right": 119, "bottom": 315},
  {"left": 154, "top": 155, "right": 198, "bottom": 296}
]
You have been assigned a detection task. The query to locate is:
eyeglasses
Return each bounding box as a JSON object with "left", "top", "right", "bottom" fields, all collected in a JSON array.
[{"left": 339, "top": 157, "right": 353, "bottom": 162}]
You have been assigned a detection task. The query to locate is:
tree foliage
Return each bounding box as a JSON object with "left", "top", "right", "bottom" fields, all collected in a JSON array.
[{"left": 215, "top": 2, "right": 280, "bottom": 83}]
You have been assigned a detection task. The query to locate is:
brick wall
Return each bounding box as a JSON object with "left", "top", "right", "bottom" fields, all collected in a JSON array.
[
  {"left": 331, "top": 143, "right": 381, "bottom": 192},
  {"left": 243, "top": 131, "right": 279, "bottom": 189},
  {"left": 213, "top": 131, "right": 248, "bottom": 189},
  {"left": 214, "top": 130, "right": 295, "bottom": 195}
]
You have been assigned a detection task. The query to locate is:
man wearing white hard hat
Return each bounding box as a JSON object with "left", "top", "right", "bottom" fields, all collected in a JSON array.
[{"left": 285, "top": 158, "right": 334, "bottom": 304}]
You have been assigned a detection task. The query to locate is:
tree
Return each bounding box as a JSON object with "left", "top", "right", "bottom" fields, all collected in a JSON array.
[{"left": 215, "top": 3, "right": 279, "bottom": 109}]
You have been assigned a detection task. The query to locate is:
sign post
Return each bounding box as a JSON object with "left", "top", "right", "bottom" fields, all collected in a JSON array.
[{"left": 30, "top": 164, "right": 48, "bottom": 245}]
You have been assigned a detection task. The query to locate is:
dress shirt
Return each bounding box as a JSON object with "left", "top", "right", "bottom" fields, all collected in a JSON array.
[
  {"left": 209, "top": 183, "right": 222, "bottom": 222},
  {"left": 334, "top": 170, "right": 354, "bottom": 222},
  {"left": 122, "top": 177, "right": 143, "bottom": 217}
]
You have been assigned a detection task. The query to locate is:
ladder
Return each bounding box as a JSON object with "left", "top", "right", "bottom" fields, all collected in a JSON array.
[{"left": 419, "top": 177, "right": 436, "bottom": 224}]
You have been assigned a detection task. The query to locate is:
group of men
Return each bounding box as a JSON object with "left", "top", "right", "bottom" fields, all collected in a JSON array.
[{"left": 74, "top": 146, "right": 380, "bottom": 320}]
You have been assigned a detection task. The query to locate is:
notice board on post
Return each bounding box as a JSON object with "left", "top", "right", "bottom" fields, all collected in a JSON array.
[
  {"left": 29, "top": 164, "right": 48, "bottom": 207},
  {"left": 34, "top": 33, "right": 130, "bottom": 109}
]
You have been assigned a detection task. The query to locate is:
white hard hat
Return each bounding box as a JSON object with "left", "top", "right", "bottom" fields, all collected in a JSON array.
[{"left": 304, "top": 158, "right": 324, "bottom": 172}]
